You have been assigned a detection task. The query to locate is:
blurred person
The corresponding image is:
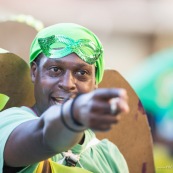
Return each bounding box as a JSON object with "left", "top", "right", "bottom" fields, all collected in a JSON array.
[
  {"left": 127, "top": 48, "right": 173, "bottom": 173},
  {"left": 0, "top": 23, "right": 129, "bottom": 173}
]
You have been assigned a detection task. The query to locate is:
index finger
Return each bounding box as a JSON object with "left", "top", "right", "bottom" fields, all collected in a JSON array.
[{"left": 93, "top": 88, "right": 128, "bottom": 101}]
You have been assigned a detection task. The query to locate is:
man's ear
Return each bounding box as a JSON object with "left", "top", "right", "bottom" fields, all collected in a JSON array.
[{"left": 30, "top": 62, "right": 38, "bottom": 83}]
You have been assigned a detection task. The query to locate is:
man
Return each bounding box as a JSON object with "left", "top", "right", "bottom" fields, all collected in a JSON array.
[{"left": 0, "top": 23, "right": 129, "bottom": 173}]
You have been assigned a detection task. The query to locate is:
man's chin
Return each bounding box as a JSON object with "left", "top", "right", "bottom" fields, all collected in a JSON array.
[
  {"left": 50, "top": 100, "right": 63, "bottom": 106},
  {"left": 54, "top": 102, "right": 63, "bottom": 106}
]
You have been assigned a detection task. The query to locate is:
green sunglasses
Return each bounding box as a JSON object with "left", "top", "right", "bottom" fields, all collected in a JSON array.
[{"left": 38, "top": 35, "right": 103, "bottom": 65}]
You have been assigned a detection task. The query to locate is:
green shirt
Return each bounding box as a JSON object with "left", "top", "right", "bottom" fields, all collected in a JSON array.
[{"left": 0, "top": 107, "right": 129, "bottom": 173}]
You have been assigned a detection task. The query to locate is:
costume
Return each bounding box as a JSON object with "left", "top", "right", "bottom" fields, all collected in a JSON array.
[
  {"left": 30, "top": 23, "right": 104, "bottom": 84},
  {"left": 0, "top": 106, "right": 129, "bottom": 173},
  {"left": 0, "top": 23, "right": 129, "bottom": 173},
  {"left": 0, "top": 107, "right": 38, "bottom": 173}
]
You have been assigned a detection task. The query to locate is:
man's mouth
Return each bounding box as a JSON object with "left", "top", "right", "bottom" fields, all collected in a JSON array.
[
  {"left": 51, "top": 94, "right": 77, "bottom": 105},
  {"left": 51, "top": 97, "right": 66, "bottom": 105}
]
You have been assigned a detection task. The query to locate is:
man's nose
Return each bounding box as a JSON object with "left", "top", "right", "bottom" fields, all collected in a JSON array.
[{"left": 58, "top": 71, "right": 76, "bottom": 91}]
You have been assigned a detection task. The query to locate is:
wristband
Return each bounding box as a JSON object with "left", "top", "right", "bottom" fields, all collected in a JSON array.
[
  {"left": 60, "top": 100, "right": 84, "bottom": 133},
  {"left": 70, "top": 94, "right": 84, "bottom": 126}
]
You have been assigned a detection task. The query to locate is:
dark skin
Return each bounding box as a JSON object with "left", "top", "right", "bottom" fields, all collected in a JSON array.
[
  {"left": 4, "top": 53, "right": 129, "bottom": 167},
  {"left": 31, "top": 53, "right": 97, "bottom": 115}
]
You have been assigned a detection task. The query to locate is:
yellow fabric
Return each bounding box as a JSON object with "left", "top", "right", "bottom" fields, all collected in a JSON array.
[
  {"left": 50, "top": 159, "right": 92, "bottom": 173},
  {"left": 154, "top": 144, "right": 173, "bottom": 173},
  {"left": 35, "top": 161, "right": 44, "bottom": 173},
  {"left": 34, "top": 159, "right": 92, "bottom": 173}
]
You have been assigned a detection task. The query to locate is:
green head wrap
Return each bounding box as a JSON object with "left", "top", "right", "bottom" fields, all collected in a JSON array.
[{"left": 30, "top": 23, "right": 104, "bottom": 84}]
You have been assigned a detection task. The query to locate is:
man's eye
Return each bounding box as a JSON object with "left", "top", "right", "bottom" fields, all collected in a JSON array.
[
  {"left": 48, "top": 67, "right": 62, "bottom": 77},
  {"left": 76, "top": 70, "right": 87, "bottom": 76},
  {"left": 50, "top": 67, "right": 60, "bottom": 72}
]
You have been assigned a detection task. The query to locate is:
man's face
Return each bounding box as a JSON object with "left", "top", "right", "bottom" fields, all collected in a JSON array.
[{"left": 31, "top": 53, "right": 97, "bottom": 114}]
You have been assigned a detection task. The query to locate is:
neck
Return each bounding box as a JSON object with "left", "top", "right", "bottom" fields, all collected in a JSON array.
[{"left": 31, "top": 104, "right": 42, "bottom": 117}]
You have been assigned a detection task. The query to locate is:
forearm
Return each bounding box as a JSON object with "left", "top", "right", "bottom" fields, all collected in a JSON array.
[
  {"left": 41, "top": 101, "right": 86, "bottom": 152},
  {"left": 4, "top": 101, "right": 86, "bottom": 167}
]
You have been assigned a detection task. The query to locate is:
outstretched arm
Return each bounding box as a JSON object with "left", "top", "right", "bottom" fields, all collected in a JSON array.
[{"left": 4, "top": 88, "right": 129, "bottom": 167}]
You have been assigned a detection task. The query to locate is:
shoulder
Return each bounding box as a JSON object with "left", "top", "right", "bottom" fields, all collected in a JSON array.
[
  {"left": 84, "top": 131, "right": 119, "bottom": 152},
  {"left": 0, "top": 106, "right": 38, "bottom": 120},
  {"left": 96, "top": 139, "right": 121, "bottom": 155},
  {"left": 0, "top": 106, "right": 38, "bottom": 137},
  {"left": 0, "top": 106, "right": 38, "bottom": 144},
  {"left": 0, "top": 106, "right": 23, "bottom": 114},
  {"left": 0, "top": 107, "right": 38, "bottom": 173},
  {"left": 97, "top": 139, "right": 129, "bottom": 172}
]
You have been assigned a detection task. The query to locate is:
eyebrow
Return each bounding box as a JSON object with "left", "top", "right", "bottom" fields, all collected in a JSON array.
[{"left": 49, "top": 59, "right": 92, "bottom": 68}]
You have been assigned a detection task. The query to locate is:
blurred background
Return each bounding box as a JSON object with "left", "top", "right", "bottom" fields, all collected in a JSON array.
[
  {"left": 1, "top": 0, "right": 173, "bottom": 76},
  {"left": 1, "top": 0, "right": 173, "bottom": 172}
]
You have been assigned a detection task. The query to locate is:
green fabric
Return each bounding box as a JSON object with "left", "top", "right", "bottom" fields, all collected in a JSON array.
[
  {"left": 30, "top": 23, "right": 104, "bottom": 84},
  {"left": 0, "top": 94, "right": 9, "bottom": 111},
  {"left": 128, "top": 48, "right": 173, "bottom": 116},
  {"left": 18, "top": 161, "right": 92, "bottom": 173},
  {"left": 0, "top": 107, "right": 129, "bottom": 173},
  {"left": 52, "top": 130, "right": 129, "bottom": 173},
  {"left": 0, "top": 107, "right": 38, "bottom": 173},
  {"left": 38, "top": 35, "right": 102, "bottom": 65}
]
